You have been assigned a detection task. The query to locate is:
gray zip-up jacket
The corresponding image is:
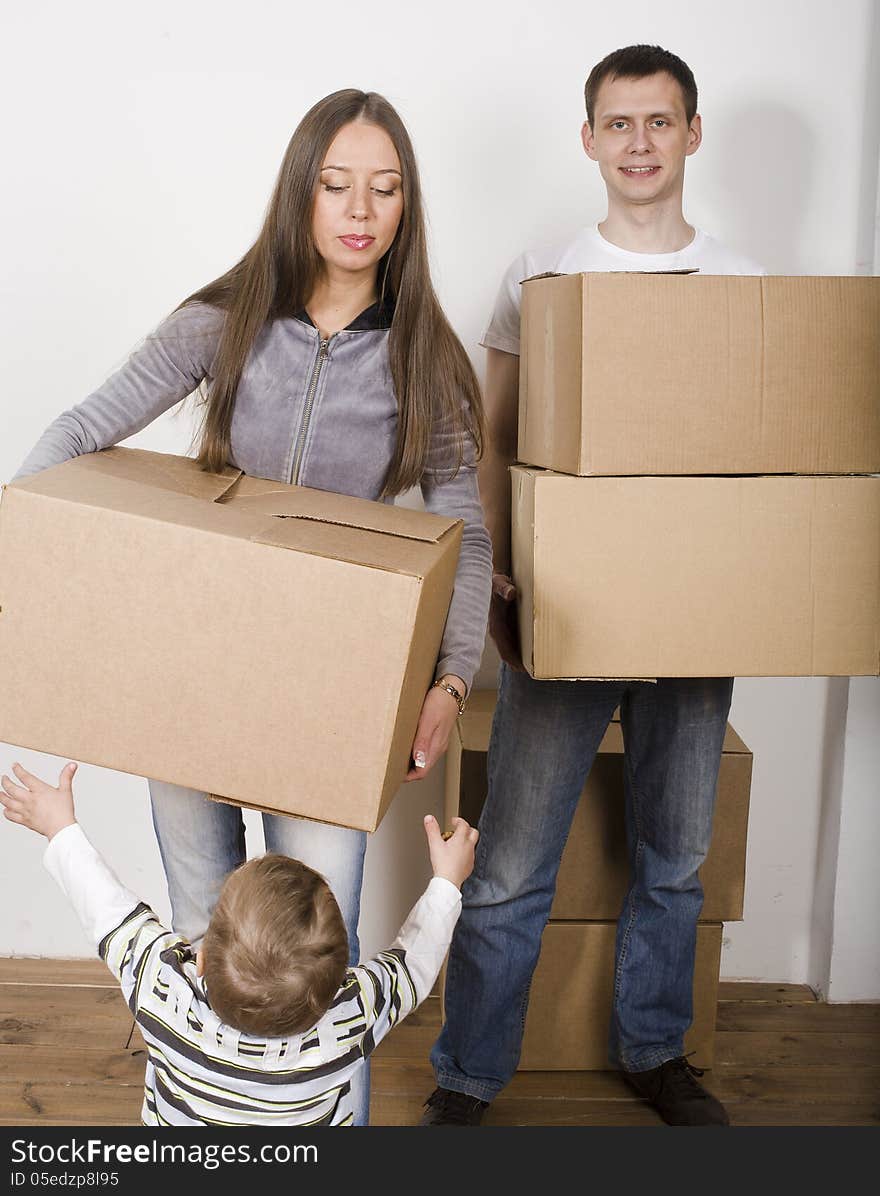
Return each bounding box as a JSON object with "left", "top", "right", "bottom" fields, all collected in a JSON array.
[{"left": 14, "top": 300, "right": 492, "bottom": 691}]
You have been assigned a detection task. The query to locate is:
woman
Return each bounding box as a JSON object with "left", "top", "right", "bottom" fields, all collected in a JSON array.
[{"left": 14, "top": 89, "right": 492, "bottom": 1124}]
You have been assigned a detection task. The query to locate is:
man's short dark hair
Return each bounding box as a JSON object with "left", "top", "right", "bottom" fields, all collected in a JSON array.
[{"left": 584, "top": 45, "right": 698, "bottom": 126}]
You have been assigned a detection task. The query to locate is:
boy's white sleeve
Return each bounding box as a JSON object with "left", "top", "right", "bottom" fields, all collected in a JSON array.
[
  {"left": 42, "top": 823, "right": 171, "bottom": 1001},
  {"left": 355, "top": 877, "right": 461, "bottom": 1053},
  {"left": 43, "top": 824, "right": 143, "bottom": 947}
]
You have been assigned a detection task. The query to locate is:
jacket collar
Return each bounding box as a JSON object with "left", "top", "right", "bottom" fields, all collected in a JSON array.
[{"left": 295, "top": 296, "right": 394, "bottom": 332}]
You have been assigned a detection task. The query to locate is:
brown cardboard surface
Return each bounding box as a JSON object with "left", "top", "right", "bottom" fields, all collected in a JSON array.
[
  {"left": 512, "top": 468, "right": 880, "bottom": 678},
  {"left": 518, "top": 922, "right": 722, "bottom": 1070},
  {"left": 446, "top": 692, "right": 751, "bottom": 922},
  {"left": 519, "top": 273, "right": 880, "bottom": 476},
  {"left": 0, "top": 448, "right": 462, "bottom": 831}
]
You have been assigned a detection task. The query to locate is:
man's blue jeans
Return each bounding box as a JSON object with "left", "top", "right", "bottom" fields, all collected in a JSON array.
[
  {"left": 431, "top": 666, "right": 733, "bottom": 1100},
  {"left": 148, "top": 781, "right": 370, "bottom": 1124}
]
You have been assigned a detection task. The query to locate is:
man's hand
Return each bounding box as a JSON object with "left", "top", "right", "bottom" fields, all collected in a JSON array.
[
  {"left": 404, "top": 679, "right": 465, "bottom": 782},
  {"left": 489, "top": 572, "right": 524, "bottom": 670},
  {"left": 423, "top": 814, "right": 478, "bottom": 888},
  {"left": 0, "top": 762, "right": 78, "bottom": 840},
  {"left": 477, "top": 347, "right": 521, "bottom": 666}
]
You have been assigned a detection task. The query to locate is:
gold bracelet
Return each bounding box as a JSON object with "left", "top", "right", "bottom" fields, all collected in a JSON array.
[{"left": 432, "top": 678, "right": 466, "bottom": 716}]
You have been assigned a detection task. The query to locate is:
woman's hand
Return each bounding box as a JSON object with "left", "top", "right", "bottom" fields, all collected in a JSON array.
[{"left": 404, "top": 677, "right": 466, "bottom": 782}]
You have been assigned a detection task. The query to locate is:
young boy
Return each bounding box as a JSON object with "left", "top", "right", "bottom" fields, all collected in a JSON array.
[{"left": 0, "top": 759, "right": 477, "bottom": 1127}]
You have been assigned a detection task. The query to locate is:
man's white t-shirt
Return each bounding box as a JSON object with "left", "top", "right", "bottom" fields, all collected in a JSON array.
[{"left": 482, "top": 224, "right": 766, "bottom": 355}]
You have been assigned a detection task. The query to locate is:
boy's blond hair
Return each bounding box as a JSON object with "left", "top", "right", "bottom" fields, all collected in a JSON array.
[{"left": 201, "top": 853, "right": 348, "bottom": 1036}]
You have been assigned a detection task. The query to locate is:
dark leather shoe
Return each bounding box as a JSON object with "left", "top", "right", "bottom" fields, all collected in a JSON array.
[
  {"left": 419, "top": 1086, "right": 489, "bottom": 1126},
  {"left": 624, "top": 1057, "right": 730, "bottom": 1126}
]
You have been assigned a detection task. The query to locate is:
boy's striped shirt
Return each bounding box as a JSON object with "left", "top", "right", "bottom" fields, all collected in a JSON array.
[{"left": 44, "top": 823, "right": 461, "bottom": 1126}]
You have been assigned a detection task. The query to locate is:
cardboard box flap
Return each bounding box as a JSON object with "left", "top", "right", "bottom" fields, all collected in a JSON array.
[
  {"left": 722, "top": 725, "right": 751, "bottom": 754},
  {"left": 208, "top": 792, "right": 349, "bottom": 826},
  {"left": 85, "top": 449, "right": 459, "bottom": 542},
  {"left": 250, "top": 515, "right": 459, "bottom": 576},
  {"left": 221, "top": 481, "right": 457, "bottom": 544},
  {"left": 16, "top": 447, "right": 244, "bottom": 504},
  {"left": 458, "top": 693, "right": 751, "bottom": 757},
  {"left": 7, "top": 462, "right": 258, "bottom": 543},
  {"left": 521, "top": 269, "right": 697, "bottom": 285}
]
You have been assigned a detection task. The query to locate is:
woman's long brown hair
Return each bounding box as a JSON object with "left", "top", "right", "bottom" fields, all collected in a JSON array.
[{"left": 184, "top": 89, "right": 484, "bottom": 495}]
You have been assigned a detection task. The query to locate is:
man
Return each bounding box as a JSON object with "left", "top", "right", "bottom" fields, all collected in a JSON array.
[{"left": 421, "top": 44, "right": 764, "bottom": 1128}]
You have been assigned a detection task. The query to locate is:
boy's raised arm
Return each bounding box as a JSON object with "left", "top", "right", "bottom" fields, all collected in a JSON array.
[
  {"left": 1, "top": 761, "right": 163, "bottom": 991},
  {"left": 355, "top": 816, "right": 477, "bottom": 1048},
  {"left": 43, "top": 822, "right": 149, "bottom": 960}
]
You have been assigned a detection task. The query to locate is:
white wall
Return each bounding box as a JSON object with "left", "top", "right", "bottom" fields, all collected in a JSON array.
[
  {"left": 1, "top": 0, "right": 877, "bottom": 993},
  {"left": 823, "top": 679, "right": 880, "bottom": 1000}
]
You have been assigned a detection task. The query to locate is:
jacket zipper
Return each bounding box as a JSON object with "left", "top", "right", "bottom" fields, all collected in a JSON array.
[{"left": 290, "top": 334, "right": 332, "bottom": 485}]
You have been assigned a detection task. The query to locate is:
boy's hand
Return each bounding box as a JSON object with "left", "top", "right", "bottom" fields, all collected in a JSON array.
[
  {"left": 0, "top": 762, "right": 78, "bottom": 840},
  {"left": 423, "top": 814, "right": 478, "bottom": 889}
]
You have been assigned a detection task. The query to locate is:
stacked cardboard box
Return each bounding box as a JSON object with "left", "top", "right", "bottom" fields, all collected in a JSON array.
[
  {"left": 514, "top": 273, "right": 880, "bottom": 679},
  {"left": 449, "top": 272, "right": 878, "bottom": 1071},
  {"left": 443, "top": 691, "right": 752, "bottom": 1068}
]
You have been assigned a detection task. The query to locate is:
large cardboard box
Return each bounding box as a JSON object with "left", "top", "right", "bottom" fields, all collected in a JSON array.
[
  {"left": 512, "top": 468, "right": 880, "bottom": 679},
  {"left": 0, "top": 448, "right": 462, "bottom": 831},
  {"left": 519, "top": 273, "right": 880, "bottom": 476},
  {"left": 518, "top": 922, "right": 722, "bottom": 1070},
  {"left": 445, "top": 692, "right": 752, "bottom": 922}
]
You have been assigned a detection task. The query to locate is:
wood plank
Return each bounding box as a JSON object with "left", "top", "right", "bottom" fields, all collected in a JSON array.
[
  {"left": 0, "top": 1114, "right": 136, "bottom": 1124},
  {"left": 0, "top": 958, "right": 114, "bottom": 986},
  {"left": 716, "top": 1002, "right": 880, "bottom": 1033},
  {"left": 369, "top": 1057, "right": 880, "bottom": 1107},
  {"left": 373, "top": 1095, "right": 662, "bottom": 1127},
  {"left": 374, "top": 1086, "right": 879, "bottom": 1128},
  {"left": 372, "top": 1022, "right": 438, "bottom": 1060},
  {"left": 713, "top": 1068, "right": 880, "bottom": 1102},
  {"left": 370, "top": 1059, "right": 634, "bottom": 1100},
  {"left": 1, "top": 1049, "right": 742, "bottom": 1106},
  {"left": 713, "top": 1105, "right": 880, "bottom": 1128},
  {"left": 0, "top": 1082, "right": 142, "bottom": 1125},
  {"left": 3, "top": 1049, "right": 873, "bottom": 1108},
  {"left": 0, "top": 1044, "right": 146, "bottom": 1084},
  {"left": 713, "top": 1031, "right": 880, "bottom": 1067},
  {"left": 0, "top": 985, "right": 135, "bottom": 1048},
  {"left": 717, "top": 981, "right": 816, "bottom": 1004},
  {"left": 399, "top": 994, "right": 441, "bottom": 1027}
]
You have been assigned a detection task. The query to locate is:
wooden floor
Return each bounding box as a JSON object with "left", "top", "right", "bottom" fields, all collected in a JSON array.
[{"left": 1, "top": 959, "right": 878, "bottom": 1126}]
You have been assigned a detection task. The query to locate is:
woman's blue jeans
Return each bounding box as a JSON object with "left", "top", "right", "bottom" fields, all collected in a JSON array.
[
  {"left": 431, "top": 665, "right": 733, "bottom": 1100},
  {"left": 148, "top": 780, "right": 370, "bottom": 1124}
]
